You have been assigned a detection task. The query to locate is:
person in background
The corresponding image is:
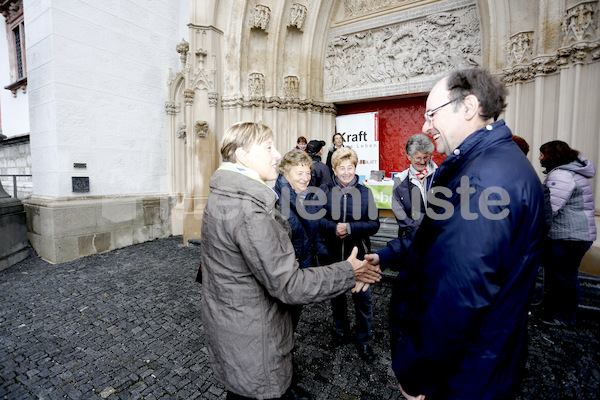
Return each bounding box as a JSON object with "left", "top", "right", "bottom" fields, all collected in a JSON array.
[
  {"left": 306, "top": 139, "right": 332, "bottom": 188},
  {"left": 295, "top": 136, "right": 307, "bottom": 151},
  {"left": 391, "top": 133, "right": 438, "bottom": 239},
  {"left": 200, "top": 121, "right": 381, "bottom": 400},
  {"left": 364, "top": 68, "right": 546, "bottom": 400},
  {"left": 512, "top": 135, "right": 530, "bottom": 155},
  {"left": 326, "top": 133, "right": 345, "bottom": 174},
  {"left": 538, "top": 140, "right": 596, "bottom": 327},
  {"left": 318, "top": 147, "right": 380, "bottom": 363},
  {"left": 274, "top": 150, "right": 324, "bottom": 328}
]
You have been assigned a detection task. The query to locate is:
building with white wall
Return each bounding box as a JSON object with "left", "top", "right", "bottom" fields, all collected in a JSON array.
[{"left": 1, "top": 0, "right": 599, "bottom": 266}]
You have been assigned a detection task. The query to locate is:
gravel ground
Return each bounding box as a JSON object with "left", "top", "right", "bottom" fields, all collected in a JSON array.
[{"left": 1, "top": 236, "right": 598, "bottom": 399}]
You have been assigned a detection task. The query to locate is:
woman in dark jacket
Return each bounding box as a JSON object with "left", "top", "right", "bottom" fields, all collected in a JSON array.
[
  {"left": 274, "top": 150, "right": 317, "bottom": 270},
  {"left": 274, "top": 150, "right": 325, "bottom": 330},
  {"left": 539, "top": 140, "right": 596, "bottom": 327},
  {"left": 325, "top": 133, "right": 345, "bottom": 175},
  {"left": 319, "top": 147, "right": 380, "bottom": 363}
]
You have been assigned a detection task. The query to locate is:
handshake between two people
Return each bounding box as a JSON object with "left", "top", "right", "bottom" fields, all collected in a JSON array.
[{"left": 345, "top": 247, "right": 382, "bottom": 293}]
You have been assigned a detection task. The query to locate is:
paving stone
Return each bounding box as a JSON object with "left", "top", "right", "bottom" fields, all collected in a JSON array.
[{"left": 0, "top": 236, "right": 598, "bottom": 399}]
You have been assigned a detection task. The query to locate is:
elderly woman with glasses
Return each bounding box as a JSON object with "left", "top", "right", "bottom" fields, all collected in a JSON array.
[{"left": 391, "top": 133, "right": 438, "bottom": 238}]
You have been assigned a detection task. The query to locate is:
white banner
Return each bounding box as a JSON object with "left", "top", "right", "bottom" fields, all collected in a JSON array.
[{"left": 335, "top": 112, "right": 379, "bottom": 182}]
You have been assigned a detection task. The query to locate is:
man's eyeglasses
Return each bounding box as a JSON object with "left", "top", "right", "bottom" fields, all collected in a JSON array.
[{"left": 424, "top": 98, "right": 459, "bottom": 124}]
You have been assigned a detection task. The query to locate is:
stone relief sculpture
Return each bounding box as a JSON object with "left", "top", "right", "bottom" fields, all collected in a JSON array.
[
  {"left": 324, "top": 6, "right": 481, "bottom": 93},
  {"left": 195, "top": 121, "right": 209, "bottom": 138},
  {"left": 342, "top": 0, "right": 407, "bottom": 18},
  {"left": 177, "top": 123, "right": 186, "bottom": 141},
  {"left": 249, "top": 73, "right": 265, "bottom": 96},
  {"left": 284, "top": 76, "right": 299, "bottom": 98},
  {"left": 252, "top": 4, "right": 271, "bottom": 31},
  {"left": 165, "top": 101, "right": 180, "bottom": 115},
  {"left": 507, "top": 32, "right": 534, "bottom": 66},
  {"left": 561, "top": 2, "right": 597, "bottom": 46},
  {"left": 288, "top": 3, "right": 307, "bottom": 30}
]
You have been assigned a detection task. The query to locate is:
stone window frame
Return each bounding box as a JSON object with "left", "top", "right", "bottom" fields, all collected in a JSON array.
[{"left": 1, "top": 0, "right": 27, "bottom": 97}]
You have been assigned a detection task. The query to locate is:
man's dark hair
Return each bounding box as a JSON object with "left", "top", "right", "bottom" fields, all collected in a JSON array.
[
  {"left": 539, "top": 140, "right": 581, "bottom": 171},
  {"left": 446, "top": 68, "right": 508, "bottom": 121}
]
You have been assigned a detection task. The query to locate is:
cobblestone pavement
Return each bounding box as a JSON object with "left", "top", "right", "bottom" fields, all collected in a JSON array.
[{"left": 1, "top": 236, "right": 599, "bottom": 400}]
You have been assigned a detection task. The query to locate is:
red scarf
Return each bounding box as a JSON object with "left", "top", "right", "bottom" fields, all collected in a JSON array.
[{"left": 415, "top": 168, "right": 429, "bottom": 181}]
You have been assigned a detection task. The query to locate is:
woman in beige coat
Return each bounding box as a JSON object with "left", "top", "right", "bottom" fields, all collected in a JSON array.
[{"left": 200, "top": 121, "right": 380, "bottom": 400}]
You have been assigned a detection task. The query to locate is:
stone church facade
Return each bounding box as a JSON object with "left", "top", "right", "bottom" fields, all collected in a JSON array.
[{"left": 2, "top": 0, "right": 599, "bottom": 263}]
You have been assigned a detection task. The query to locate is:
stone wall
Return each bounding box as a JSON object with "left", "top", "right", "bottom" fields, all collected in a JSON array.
[{"left": 0, "top": 134, "right": 32, "bottom": 199}]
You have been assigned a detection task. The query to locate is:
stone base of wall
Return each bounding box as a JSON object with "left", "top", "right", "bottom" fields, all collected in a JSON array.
[{"left": 23, "top": 194, "right": 173, "bottom": 264}]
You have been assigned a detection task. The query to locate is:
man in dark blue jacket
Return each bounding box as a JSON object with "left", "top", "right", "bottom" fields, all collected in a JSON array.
[{"left": 364, "top": 68, "right": 546, "bottom": 400}]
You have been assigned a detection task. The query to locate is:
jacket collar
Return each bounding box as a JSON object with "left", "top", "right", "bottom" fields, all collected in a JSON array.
[{"left": 434, "top": 120, "right": 510, "bottom": 183}]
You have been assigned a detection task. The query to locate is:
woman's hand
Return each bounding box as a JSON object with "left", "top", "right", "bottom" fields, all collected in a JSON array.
[
  {"left": 336, "top": 223, "right": 348, "bottom": 238},
  {"left": 346, "top": 247, "right": 381, "bottom": 285}
]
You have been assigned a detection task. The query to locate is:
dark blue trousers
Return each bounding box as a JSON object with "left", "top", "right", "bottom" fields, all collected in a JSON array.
[{"left": 331, "top": 287, "right": 373, "bottom": 345}]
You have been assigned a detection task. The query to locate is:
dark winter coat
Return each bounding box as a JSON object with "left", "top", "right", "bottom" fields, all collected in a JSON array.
[
  {"left": 319, "top": 175, "right": 380, "bottom": 262},
  {"left": 274, "top": 174, "right": 322, "bottom": 269},
  {"left": 308, "top": 154, "right": 332, "bottom": 188},
  {"left": 378, "top": 120, "right": 546, "bottom": 400}
]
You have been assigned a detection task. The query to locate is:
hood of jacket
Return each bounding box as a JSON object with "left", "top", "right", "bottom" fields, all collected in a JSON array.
[{"left": 550, "top": 158, "right": 596, "bottom": 179}]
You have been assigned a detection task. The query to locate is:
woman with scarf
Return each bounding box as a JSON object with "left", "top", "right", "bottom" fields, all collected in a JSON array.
[
  {"left": 200, "top": 122, "right": 381, "bottom": 400},
  {"left": 274, "top": 150, "right": 326, "bottom": 328},
  {"left": 318, "top": 147, "right": 380, "bottom": 363},
  {"left": 391, "top": 133, "right": 438, "bottom": 239},
  {"left": 539, "top": 140, "right": 596, "bottom": 327}
]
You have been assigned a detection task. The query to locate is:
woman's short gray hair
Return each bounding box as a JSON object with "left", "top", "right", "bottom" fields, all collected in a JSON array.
[
  {"left": 220, "top": 121, "right": 273, "bottom": 162},
  {"left": 405, "top": 134, "right": 434, "bottom": 156},
  {"left": 278, "top": 150, "right": 313, "bottom": 176}
]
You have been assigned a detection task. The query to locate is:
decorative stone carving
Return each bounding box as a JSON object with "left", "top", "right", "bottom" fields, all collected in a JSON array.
[
  {"left": 252, "top": 5, "right": 271, "bottom": 31},
  {"left": 288, "top": 4, "right": 307, "bottom": 30},
  {"left": 0, "top": 0, "right": 23, "bottom": 25},
  {"left": 176, "top": 38, "right": 189, "bottom": 65},
  {"left": 284, "top": 76, "right": 299, "bottom": 98},
  {"left": 324, "top": 6, "right": 481, "bottom": 94},
  {"left": 196, "top": 48, "right": 208, "bottom": 69},
  {"left": 177, "top": 123, "right": 186, "bottom": 140},
  {"left": 208, "top": 92, "right": 219, "bottom": 107},
  {"left": 195, "top": 121, "right": 209, "bottom": 138},
  {"left": 507, "top": 32, "right": 534, "bottom": 66},
  {"left": 249, "top": 73, "right": 265, "bottom": 96},
  {"left": 221, "top": 95, "right": 337, "bottom": 115},
  {"left": 165, "top": 101, "right": 180, "bottom": 115},
  {"left": 561, "top": 2, "right": 597, "bottom": 46},
  {"left": 342, "top": 0, "right": 407, "bottom": 18},
  {"left": 184, "top": 88, "right": 195, "bottom": 105}
]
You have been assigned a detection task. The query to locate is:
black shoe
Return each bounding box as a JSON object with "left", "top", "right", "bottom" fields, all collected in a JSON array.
[
  {"left": 541, "top": 317, "right": 571, "bottom": 328},
  {"left": 283, "top": 385, "right": 312, "bottom": 400},
  {"left": 356, "top": 343, "right": 375, "bottom": 363},
  {"left": 330, "top": 330, "right": 349, "bottom": 347}
]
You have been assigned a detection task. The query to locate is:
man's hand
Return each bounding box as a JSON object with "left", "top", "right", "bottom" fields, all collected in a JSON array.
[
  {"left": 364, "top": 252, "right": 380, "bottom": 267},
  {"left": 399, "top": 383, "right": 425, "bottom": 400},
  {"left": 346, "top": 247, "right": 381, "bottom": 285}
]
